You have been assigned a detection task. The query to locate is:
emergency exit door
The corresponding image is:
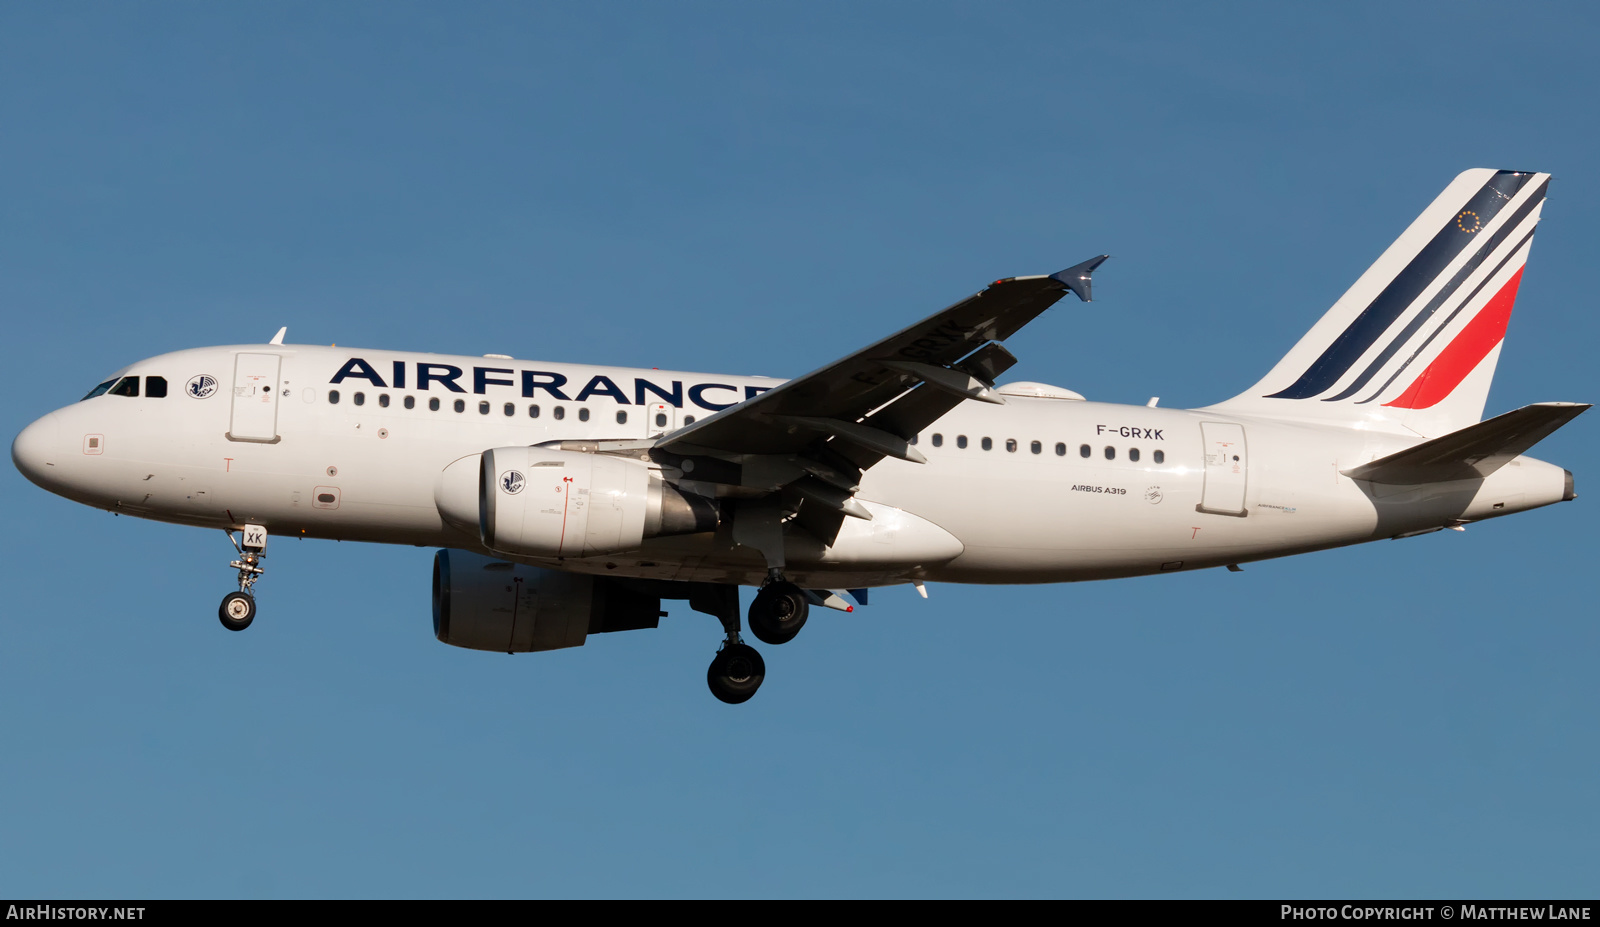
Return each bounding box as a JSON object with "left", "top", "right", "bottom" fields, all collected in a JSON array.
[
  {"left": 1197, "top": 421, "right": 1248, "bottom": 516},
  {"left": 228, "top": 353, "right": 281, "bottom": 443},
  {"left": 643, "top": 401, "right": 677, "bottom": 437}
]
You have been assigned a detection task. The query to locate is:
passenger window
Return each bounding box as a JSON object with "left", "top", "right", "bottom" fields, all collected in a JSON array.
[
  {"left": 1154, "top": 450, "right": 1165, "bottom": 464},
  {"left": 504, "top": 403, "right": 515, "bottom": 416},
  {"left": 554, "top": 406, "right": 565, "bottom": 421},
  {"left": 474, "top": 401, "right": 486, "bottom": 415},
  {"left": 329, "top": 390, "right": 341, "bottom": 404},
  {"left": 956, "top": 435, "right": 968, "bottom": 449},
  {"left": 910, "top": 434, "right": 918, "bottom": 445},
  {"left": 379, "top": 394, "right": 390, "bottom": 408},
  {"left": 429, "top": 397, "right": 440, "bottom": 412},
  {"left": 529, "top": 404, "right": 540, "bottom": 418},
  {"left": 684, "top": 415, "right": 696, "bottom": 425},
  {"left": 145, "top": 376, "right": 168, "bottom": 398},
  {"left": 454, "top": 399, "right": 465, "bottom": 413},
  {"left": 1031, "top": 440, "right": 1041, "bottom": 455},
  {"left": 1055, "top": 442, "right": 1066, "bottom": 457},
  {"left": 1104, "top": 446, "right": 1116, "bottom": 460},
  {"left": 1079, "top": 444, "right": 1091, "bottom": 458},
  {"left": 1129, "top": 448, "right": 1140, "bottom": 462},
  {"left": 404, "top": 396, "right": 415, "bottom": 409},
  {"left": 655, "top": 413, "right": 667, "bottom": 427},
  {"left": 354, "top": 392, "right": 365, "bottom": 406},
  {"left": 82, "top": 379, "right": 117, "bottom": 401},
  {"left": 981, "top": 437, "right": 993, "bottom": 451},
  {"left": 932, "top": 434, "right": 943, "bottom": 447},
  {"left": 616, "top": 410, "right": 627, "bottom": 424},
  {"left": 1005, "top": 439, "right": 1017, "bottom": 453},
  {"left": 578, "top": 407, "right": 590, "bottom": 422}
]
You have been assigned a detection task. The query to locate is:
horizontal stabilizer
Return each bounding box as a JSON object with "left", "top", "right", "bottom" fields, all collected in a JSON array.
[{"left": 1342, "top": 402, "right": 1589, "bottom": 485}]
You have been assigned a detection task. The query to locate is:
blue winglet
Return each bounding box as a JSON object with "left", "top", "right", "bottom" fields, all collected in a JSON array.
[{"left": 1050, "top": 254, "right": 1110, "bottom": 302}]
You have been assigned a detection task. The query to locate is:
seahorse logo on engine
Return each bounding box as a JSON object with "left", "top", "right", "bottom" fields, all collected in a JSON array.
[{"left": 500, "top": 470, "right": 525, "bottom": 495}]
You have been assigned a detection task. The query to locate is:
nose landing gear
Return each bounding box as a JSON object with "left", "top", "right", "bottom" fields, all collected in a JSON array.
[{"left": 219, "top": 524, "right": 268, "bottom": 632}]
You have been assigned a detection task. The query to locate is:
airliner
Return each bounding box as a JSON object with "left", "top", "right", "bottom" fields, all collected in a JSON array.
[{"left": 11, "top": 168, "right": 1586, "bottom": 703}]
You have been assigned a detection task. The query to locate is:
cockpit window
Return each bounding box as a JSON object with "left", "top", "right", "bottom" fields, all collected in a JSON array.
[
  {"left": 81, "top": 379, "right": 117, "bottom": 401},
  {"left": 109, "top": 377, "right": 140, "bottom": 397},
  {"left": 145, "top": 376, "right": 168, "bottom": 398}
]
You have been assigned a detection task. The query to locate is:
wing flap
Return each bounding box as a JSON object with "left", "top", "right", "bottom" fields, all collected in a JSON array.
[
  {"left": 774, "top": 415, "right": 928, "bottom": 464},
  {"left": 1342, "top": 402, "right": 1589, "bottom": 485},
  {"left": 953, "top": 342, "right": 1019, "bottom": 385}
]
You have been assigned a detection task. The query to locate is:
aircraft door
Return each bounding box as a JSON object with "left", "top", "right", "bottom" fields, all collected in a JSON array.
[
  {"left": 1197, "top": 421, "right": 1248, "bottom": 516},
  {"left": 228, "top": 353, "right": 282, "bottom": 443},
  {"left": 643, "top": 401, "right": 677, "bottom": 437}
]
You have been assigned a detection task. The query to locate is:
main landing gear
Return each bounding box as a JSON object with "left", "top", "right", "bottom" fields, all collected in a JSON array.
[
  {"left": 707, "top": 642, "right": 766, "bottom": 705},
  {"left": 747, "top": 577, "right": 810, "bottom": 646},
  {"left": 691, "top": 573, "right": 811, "bottom": 704},
  {"left": 689, "top": 584, "right": 761, "bottom": 704},
  {"left": 218, "top": 524, "right": 268, "bottom": 632}
]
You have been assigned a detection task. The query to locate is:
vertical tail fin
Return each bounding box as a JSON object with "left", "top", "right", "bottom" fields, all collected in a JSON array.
[{"left": 1212, "top": 169, "right": 1549, "bottom": 437}]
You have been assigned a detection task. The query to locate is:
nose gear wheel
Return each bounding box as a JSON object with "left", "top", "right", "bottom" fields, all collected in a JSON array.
[{"left": 219, "top": 591, "right": 256, "bottom": 631}]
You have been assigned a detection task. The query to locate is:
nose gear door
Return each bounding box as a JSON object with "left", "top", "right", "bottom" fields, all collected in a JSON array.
[{"left": 228, "top": 353, "right": 282, "bottom": 443}]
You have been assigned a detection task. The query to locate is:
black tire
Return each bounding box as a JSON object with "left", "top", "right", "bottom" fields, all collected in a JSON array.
[
  {"left": 707, "top": 643, "right": 765, "bottom": 704},
  {"left": 218, "top": 591, "right": 256, "bottom": 632},
  {"left": 747, "top": 582, "right": 809, "bottom": 645}
]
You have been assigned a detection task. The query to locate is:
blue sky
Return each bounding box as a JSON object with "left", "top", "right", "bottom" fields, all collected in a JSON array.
[{"left": 3, "top": 2, "right": 1597, "bottom": 898}]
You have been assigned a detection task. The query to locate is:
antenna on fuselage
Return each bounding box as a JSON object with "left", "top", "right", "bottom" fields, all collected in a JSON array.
[{"left": 268, "top": 327, "right": 287, "bottom": 345}]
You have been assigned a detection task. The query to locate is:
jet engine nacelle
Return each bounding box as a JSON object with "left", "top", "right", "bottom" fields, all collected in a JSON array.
[
  {"left": 435, "top": 447, "right": 718, "bottom": 558},
  {"left": 481, "top": 446, "right": 652, "bottom": 558},
  {"left": 432, "top": 549, "right": 663, "bottom": 653}
]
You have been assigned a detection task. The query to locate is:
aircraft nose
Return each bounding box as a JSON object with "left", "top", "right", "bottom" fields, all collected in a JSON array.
[{"left": 12, "top": 412, "right": 62, "bottom": 491}]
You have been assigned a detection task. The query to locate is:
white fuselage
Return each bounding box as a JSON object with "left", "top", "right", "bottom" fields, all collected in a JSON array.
[{"left": 12, "top": 344, "right": 1571, "bottom": 590}]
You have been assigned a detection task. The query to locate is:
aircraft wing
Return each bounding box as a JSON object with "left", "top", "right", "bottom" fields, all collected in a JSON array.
[{"left": 654, "top": 256, "right": 1107, "bottom": 532}]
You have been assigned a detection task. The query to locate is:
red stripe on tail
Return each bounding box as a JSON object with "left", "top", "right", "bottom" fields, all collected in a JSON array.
[{"left": 1383, "top": 266, "right": 1525, "bottom": 410}]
